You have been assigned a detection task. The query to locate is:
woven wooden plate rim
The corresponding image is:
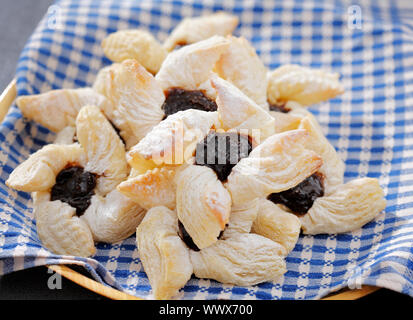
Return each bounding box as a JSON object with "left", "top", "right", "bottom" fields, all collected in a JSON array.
[{"left": 1, "top": 79, "right": 379, "bottom": 300}]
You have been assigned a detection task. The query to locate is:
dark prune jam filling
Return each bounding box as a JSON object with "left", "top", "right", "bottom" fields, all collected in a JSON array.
[
  {"left": 162, "top": 88, "right": 218, "bottom": 118},
  {"left": 218, "top": 225, "right": 228, "bottom": 240},
  {"left": 195, "top": 132, "right": 253, "bottom": 182},
  {"left": 51, "top": 166, "right": 97, "bottom": 216},
  {"left": 178, "top": 221, "right": 227, "bottom": 251},
  {"left": 268, "top": 172, "right": 324, "bottom": 215},
  {"left": 178, "top": 221, "right": 200, "bottom": 251},
  {"left": 269, "top": 102, "right": 291, "bottom": 113}
]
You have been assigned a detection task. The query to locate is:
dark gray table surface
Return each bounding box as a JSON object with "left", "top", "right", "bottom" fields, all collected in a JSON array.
[
  {"left": 0, "top": 0, "right": 50, "bottom": 91},
  {"left": 0, "top": 0, "right": 410, "bottom": 301}
]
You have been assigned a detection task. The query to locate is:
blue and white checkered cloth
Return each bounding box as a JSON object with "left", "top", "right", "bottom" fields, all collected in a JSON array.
[{"left": 1, "top": 0, "right": 413, "bottom": 299}]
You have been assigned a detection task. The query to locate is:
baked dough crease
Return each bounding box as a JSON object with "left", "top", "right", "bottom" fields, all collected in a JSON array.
[{"left": 7, "top": 105, "right": 145, "bottom": 256}]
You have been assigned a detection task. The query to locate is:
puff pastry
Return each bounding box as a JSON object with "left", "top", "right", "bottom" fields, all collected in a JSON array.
[
  {"left": 54, "top": 126, "right": 76, "bottom": 145},
  {"left": 267, "top": 64, "right": 344, "bottom": 106},
  {"left": 175, "top": 165, "right": 231, "bottom": 249},
  {"left": 156, "top": 36, "right": 229, "bottom": 94},
  {"left": 163, "top": 12, "right": 238, "bottom": 51},
  {"left": 252, "top": 199, "right": 301, "bottom": 254},
  {"left": 117, "top": 165, "right": 178, "bottom": 210},
  {"left": 81, "top": 189, "right": 145, "bottom": 243},
  {"left": 33, "top": 191, "right": 96, "bottom": 257},
  {"left": 226, "top": 129, "right": 323, "bottom": 205},
  {"left": 93, "top": 59, "right": 165, "bottom": 149},
  {"left": 6, "top": 143, "right": 85, "bottom": 192},
  {"left": 214, "top": 36, "right": 268, "bottom": 109},
  {"left": 285, "top": 101, "right": 314, "bottom": 117},
  {"left": 127, "top": 109, "right": 219, "bottom": 167},
  {"left": 190, "top": 233, "right": 286, "bottom": 286},
  {"left": 300, "top": 178, "right": 386, "bottom": 234},
  {"left": 221, "top": 198, "right": 259, "bottom": 239},
  {"left": 16, "top": 88, "right": 112, "bottom": 132},
  {"left": 270, "top": 100, "right": 325, "bottom": 134},
  {"left": 136, "top": 206, "right": 193, "bottom": 300},
  {"left": 270, "top": 111, "right": 302, "bottom": 134},
  {"left": 298, "top": 115, "right": 344, "bottom": 194},
  {"left": 102, "top": 29, "right": 167, "bottom": 74},
  {"left": 212, "top": 76, "right": 275, "bottom": 141}
]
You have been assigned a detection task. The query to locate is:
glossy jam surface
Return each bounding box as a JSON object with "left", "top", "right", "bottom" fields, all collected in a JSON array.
[
  {"left": 51, "top": 166, "right": 97, "bottom": 216},
  {"left": 195, "top": 132, "right": 253, "bottom": 182},
  {"left": 269, "top": 103, "right": 291, "bottom": 113},
  {"left": 162, "top": 88, "right": 218, "bottom": 117},
  {"left": 268, "top": 172, "right": 324, "bottom": 214}
]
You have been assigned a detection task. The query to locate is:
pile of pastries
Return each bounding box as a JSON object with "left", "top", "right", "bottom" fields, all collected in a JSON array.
[{"left": 6, "top": 12, "right": 386, "bottom": 299}]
